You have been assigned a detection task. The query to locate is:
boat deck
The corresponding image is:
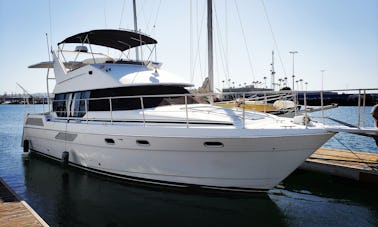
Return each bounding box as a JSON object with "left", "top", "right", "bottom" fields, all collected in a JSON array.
[
  {"left": 0, "top": 178, "right": 48, "bottom": 226},
  {"left": 300, "top": 148, "right": 378, "bottom": 183}
]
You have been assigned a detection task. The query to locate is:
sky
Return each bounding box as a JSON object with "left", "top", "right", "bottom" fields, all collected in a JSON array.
[{"left": 0, "top": 0, "right": 377, "bottom": 94}]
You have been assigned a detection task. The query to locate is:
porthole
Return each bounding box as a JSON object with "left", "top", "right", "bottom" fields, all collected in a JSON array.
[
  {"left": 105, "top": 138, "right": 115, "bottom": 144},
  {"left": 204, "top": 141, "right": 224, "bottom": 148},
  {"left": 136, "top": 140, "right": 150, "bottom": 146}
]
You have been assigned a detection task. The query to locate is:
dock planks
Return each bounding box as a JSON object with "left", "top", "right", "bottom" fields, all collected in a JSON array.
[
  {"left": 300, "top": 148, "right": 378, "bottom": 183},
  {"left": 0, "top": 178, "right": 48, "bottom": 227}
]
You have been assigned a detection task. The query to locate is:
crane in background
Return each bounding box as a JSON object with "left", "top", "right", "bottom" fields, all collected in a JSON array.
[{"left": 16, "top": 82, "right": 33, "bottom": 104}]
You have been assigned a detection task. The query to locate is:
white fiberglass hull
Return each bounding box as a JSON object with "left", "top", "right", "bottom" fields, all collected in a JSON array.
[{"left": 23, "top": 114, "right": 334, "bottom": 191}]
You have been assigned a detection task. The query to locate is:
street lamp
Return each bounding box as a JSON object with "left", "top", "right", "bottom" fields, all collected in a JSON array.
[
  {"left": 289, "top": 51, "right": 298, "bottom": 90},
  {"left": 263, "top": 76, "right": 267, "bottom": 88},
  {"left": 321, "top": 70, "right": 326, "bottom": 91},
  {"left": 320, "top": 70, "right": 326, "bottom": 123}
]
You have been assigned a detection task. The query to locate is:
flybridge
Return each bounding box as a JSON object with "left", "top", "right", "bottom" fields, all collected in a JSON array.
[
  {"left": 29, "top": 29, "right": 159, "bottom": 69},
  {"left": 28, "top": 28, "right": 193, "bottom": 95}
]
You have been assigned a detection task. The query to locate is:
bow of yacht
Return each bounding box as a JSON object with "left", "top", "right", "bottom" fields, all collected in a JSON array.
[{"left": 22, "top": 29, "right": 335, "bottom": 192}]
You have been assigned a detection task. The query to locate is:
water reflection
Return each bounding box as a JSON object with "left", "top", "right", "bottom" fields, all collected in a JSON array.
[
  {"left": 20, "top": 153, "right": 378, "bottom": 227},
  {"left": 271, "top": 171, "right": 378, "bottom": 227},
  {"left": 22, "top": 154, "right": 287, "bottom": 226}
]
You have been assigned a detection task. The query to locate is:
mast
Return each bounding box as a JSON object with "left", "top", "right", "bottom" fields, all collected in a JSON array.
[
  {"left": 207, "top": 0, "right": 214, "bottom": 93},
  {"left": 270, "top": 50, "right": 276, "bottom": 90},
  {"left": 132, "top": 0, "right": 140, "bottom": 61}
]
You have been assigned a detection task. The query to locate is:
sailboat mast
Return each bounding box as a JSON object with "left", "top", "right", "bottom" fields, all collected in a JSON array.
[
  {"left": 133, "top": 0, "right": 140, "bottom": 61},
  {"left": 207, "top": 0, "right": 214, "bottom": 93}
]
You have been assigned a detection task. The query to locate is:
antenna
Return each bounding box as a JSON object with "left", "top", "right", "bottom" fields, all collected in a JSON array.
[
  {"left": 45, "top": 33, "right": 54, "bottom": 109},
  {"left": 119, "top": 0, "right": 126, "bottom": 28},
  {"left": 45, "top": 33, "right": 51, "bottom": 61},
  {"left": 133, "top": 0, "right": 140, "bottom": 61},
  {"left": 103, "top": 1, "right": 107, "bottom": 28},
  {"left": 48, "top": 0, "right": 53, "bottom": 46},
  {"left": 207, "top": 0, "right": 214, "bottom": 93}
]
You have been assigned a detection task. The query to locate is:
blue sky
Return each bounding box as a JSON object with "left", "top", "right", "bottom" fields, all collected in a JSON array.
[{"left": 0, "top": 0, "right": 377, "bottom": 94}]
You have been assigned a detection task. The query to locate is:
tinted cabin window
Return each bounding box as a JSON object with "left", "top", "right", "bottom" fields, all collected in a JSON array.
[
  {"left": 53, "top": 86, "right": 201, "bottom": 114},
  {"left": 72, "top": 91, "right": 90, "bottom": 117},
  {"left": 53, "top": 93, "right": 67, "bottom": 117},
  {"left": 89, "top": 86, "right": 199, "bottom": 111},
  {"left": 53, "top": 91, "right": 90, "bottom": 117}
]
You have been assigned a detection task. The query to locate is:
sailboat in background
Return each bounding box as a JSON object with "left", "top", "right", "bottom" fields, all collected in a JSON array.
[{"left": 204, "top": 12, "right": 296, "bottom": 115}]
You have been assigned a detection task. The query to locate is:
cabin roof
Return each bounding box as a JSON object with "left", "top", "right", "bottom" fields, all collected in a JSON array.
[{"left": 58, "top": 29, "right": 157, "bottom": 51}]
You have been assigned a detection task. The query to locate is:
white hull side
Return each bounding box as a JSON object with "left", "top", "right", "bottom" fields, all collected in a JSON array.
[{"left": 23, "top": 119, "right": 333, "bottom": 190}]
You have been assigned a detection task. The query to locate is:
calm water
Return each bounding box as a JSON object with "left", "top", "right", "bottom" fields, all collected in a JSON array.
[{"left": 0, "top": 105, "right": 377, "bottom": 226}]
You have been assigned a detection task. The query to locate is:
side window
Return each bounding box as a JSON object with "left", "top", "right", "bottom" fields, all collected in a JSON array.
[
  {"left": 79, "top": 91, "right": 90, "bottom": 117},
  {"left": 66, "top": 93, "right": 73, "bottom": 117},
  {"left": 72, "top": 91, "right": 90, "bottom": 117},
  {"left": 53, "top": 93, "right": 67, "bottom": 117},
  {"left": 72, "top": 92, "right": 81, "bottom": 117}
]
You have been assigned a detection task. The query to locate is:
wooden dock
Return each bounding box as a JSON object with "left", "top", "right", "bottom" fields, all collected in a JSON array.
[
  {"left": 0, "top": 178, "right": 48, "bottom": 227},
  {"left": 300, "top": 148, "right": 378, "bottom": 183}
]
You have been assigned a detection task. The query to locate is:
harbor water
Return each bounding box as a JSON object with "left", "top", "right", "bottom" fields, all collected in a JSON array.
[{"left": 0, "top": 105, "right": 377, "bottom": 226}]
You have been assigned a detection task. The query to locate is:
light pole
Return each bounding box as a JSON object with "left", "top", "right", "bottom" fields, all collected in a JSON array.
[
  {"left": 263, "top": 76, "right": 267, "bottom": 88},
  {"left": 321, "top": 69, "right": 325, "bottom": 91},
  {"left": 289, "top": 51, "right": 298, "bottom": 90},
  {"left": 320, "top": 69, "right": 326, "bottom": 124}
]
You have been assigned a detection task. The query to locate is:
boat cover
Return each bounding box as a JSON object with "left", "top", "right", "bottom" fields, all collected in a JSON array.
[{"left": 58, "top": 29, "right": 157, "bottom": 51}]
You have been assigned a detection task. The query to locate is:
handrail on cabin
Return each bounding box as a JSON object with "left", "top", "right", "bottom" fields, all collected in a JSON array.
[{"left": 37, "top": 88, "right": 378, "bottom": 128}]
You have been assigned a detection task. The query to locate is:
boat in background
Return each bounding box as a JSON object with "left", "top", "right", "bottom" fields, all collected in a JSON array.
[{"left": 215, "top": 95, "right": 296, "bottom": 115}]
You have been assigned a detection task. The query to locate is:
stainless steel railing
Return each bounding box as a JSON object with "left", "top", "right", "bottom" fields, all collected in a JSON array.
[{"left": 32, "top": 87, "right": 378, "bottom": 129}]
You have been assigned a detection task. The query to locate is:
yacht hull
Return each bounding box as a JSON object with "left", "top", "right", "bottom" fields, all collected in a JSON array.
[{"left": 23, "top": 115, "right": 334, "bottom": 191}]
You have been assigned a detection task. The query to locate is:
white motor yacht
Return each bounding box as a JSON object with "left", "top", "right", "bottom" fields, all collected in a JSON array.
[{"left": 23, "top": 29, "right": 335, "bottom": 192}]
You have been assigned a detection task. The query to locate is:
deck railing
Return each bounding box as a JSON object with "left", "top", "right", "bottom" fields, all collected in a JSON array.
[
  {"left": 52, "top": 93, "right": 218, "bottom": 128},
  {"left": 29, "top": 88, "right": 378, "bottom": 129}
]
